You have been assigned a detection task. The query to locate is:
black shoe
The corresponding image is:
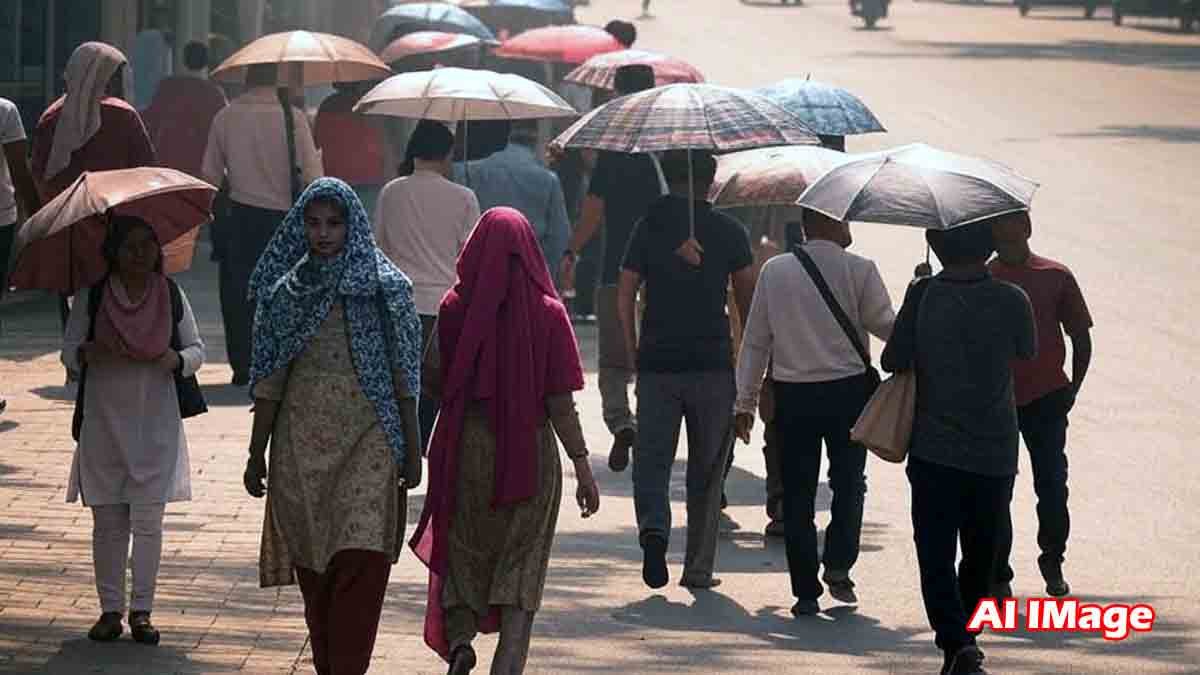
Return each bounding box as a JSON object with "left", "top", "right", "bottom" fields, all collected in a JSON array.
[
  {"left": 946, "top": 645, "right": 987, "bottom": 674},
  {"left": 608, "top": 428, "right": 635, "bottom": 472},
  {"left": 448, "top": 644, "right": 476, "bottom": 675},
  {"left": 790, "top": 599, "right": 821, "bottom": 617},
  {"left": 1040, "top": 559, "right": 1071, "bottom": 597},
  {"left": 129, "top": 611, "right": 160, "bottom": 646},
  {"left": 88, "top": 612, "right": 123, "bottom": 642},
  {"left": 641, "top": 536, "right": 668, "bottom": 589},
  {"left": 824, "top": 576, "right": 858, "bottom": 604}
]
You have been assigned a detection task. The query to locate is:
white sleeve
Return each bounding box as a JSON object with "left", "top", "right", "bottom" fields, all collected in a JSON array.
[
  {"left": 61, "top": 291, "right": 90, "bottom": 375},
  {"left": 734, "top": 267, "right": 773, "bottom": 415},
  {"left": 0, "top": 102, "right": 26, "bottom": 144},
  {"left": 174, "top": 287, "right": 206, "bottom": 377}
]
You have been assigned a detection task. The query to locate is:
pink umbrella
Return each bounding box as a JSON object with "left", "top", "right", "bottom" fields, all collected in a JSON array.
[
  {"left": 379, "top": 31, "right": 483, "bottom": 64},
  {"left": 492, "top": 25, "right": 623, "bottom": 65},
  {"left": 565, "top": 49, "right": 704, "bottom": 90},
  {"left": 9, "top": 168, "right": 216, "bottom": 293}
]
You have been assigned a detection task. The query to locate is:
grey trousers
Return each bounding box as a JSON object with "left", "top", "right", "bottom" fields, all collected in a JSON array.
[
  {"left": 633, "top": 370, "right": 736, "bottom": 582},
  {"left": 596, "top": 285, "right": 635, "bottom": 435}
]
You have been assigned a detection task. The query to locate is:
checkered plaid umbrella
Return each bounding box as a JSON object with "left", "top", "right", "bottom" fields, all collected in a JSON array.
[
  {"left": 564, "top": 50, "right": 704, "bottom": 90},
  {"left": 549, "top": 84, "right": 820, "bottom": 153}
]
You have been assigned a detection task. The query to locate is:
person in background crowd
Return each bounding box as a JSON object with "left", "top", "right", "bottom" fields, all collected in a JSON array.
[
  {"left": 201, "top": 62, "right": 322, "bottom": 387},
  {"left": 734, "top": 211, "right": 895, "bottom": 616},
  {"left": 454, "top": 121, "right": 569, "bottom": 274},
  {"left": 990, "top": 211, "right": 1093, "bottom": 599},
  {"left": 131, "top": 9, "right": 174, "bottom": 111},
  {"left": 620, "top": 149, "right": 756, "bottom": 591},
  {"left": 244, "top": 179, "right": 422, "bottom": 675},
  {"left": 881, "top": 219, "right": 1036, "bottom": 675},
  {"left": 142, "top": 41, "right": 228, "bottom": 179},
  {"left": 315, "top": 81, "right": 392, "bottom": 216},
  {"left": 62, "top": 216, "right": 205, "bottom": 646},
  {"left": 410, "top": 207, "right": 599, "bottom": 675},
  {"left": 604, "top": 20, "right": 638, "bottom": 48},
  {"left": 560, "top": 64, "right": 660, "bottom": 474},
  {"left": 0, "top": 96, "right": 43, "bottom": 416},
  {"left": 374, "top": 120, "right": 480, "bottom": 449}
]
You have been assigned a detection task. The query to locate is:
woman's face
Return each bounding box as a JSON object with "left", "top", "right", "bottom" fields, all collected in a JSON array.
[
  {"left": 115, "top": 225, "right": 160, "bottom": 277},
  {"left": 305, "top": 200, "right": 348, "bottom": 259}
]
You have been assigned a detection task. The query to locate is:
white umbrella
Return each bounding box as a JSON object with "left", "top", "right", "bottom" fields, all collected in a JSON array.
[{"left": 797, "top": 143, "right": 1038, "bottom": 230}]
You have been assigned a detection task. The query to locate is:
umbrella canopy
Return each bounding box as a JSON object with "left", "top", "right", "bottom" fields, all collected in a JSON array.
[
  {"left": 355, "top": 67, "right": 577, "bottom": 121},
  {"left": 370, "top": 3, "right": 496, "bottom": 52},
  {"left": 710, "top": 145, "right": 854, "bottom": 208},
  {"left": 464, "top": 0, "right": 575, "bottom": 38},
  {"left": 9, "top": 168, "right": 216, "bottom": 293},
  {"left": 565, "top": 49, "right": 704, "bottom": 90},
  {"left": 211, "top": 31, "right": 391, "bottom": 87},
  {"left": 796, "top": 143, "right": 1039, "bottom": 230},
  {"left": 756, "top": 79, "right": 885, "bottom": 137},
  {"left": 492, "top": 25, "right": 623, "bottom": 65},
  {"left": 379, "top": 31, "right": 482, "bottom": 63},
  {"left": 550, "top": 83, "right": 820, "bottom": 153}
]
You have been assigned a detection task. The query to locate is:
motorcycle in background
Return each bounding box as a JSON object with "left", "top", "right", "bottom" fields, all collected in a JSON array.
[{"left": 851, "top": 0, "right": 889, "bottom": 27}]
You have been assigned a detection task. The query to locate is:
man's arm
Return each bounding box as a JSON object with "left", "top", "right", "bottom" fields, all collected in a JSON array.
[
  {"left": 860, "top": 261, "right": 897, "bottom": 341},
  {"left": 731, "top": 264, "right": 756, "bottom": 339},
  {"left": 1068, "top": 328, "right": 1092, "bottom": 396},
  {"left": 1014, "top": 288, "right": 1037, "bottom": 361},
  {"left": 544, "top": 176, "right": 570, "bottom": 276},
  {"left": 734, "top": 267, "right": 771, "bottom": 415},
  {"left": 2, "top": 139, "right": 41, "bottom": 216},
  {"left": 880, "top": 281, "right": 925, "bottom": 373},
  {"left": 617, "top": 269, "right": 640, "bottom": 370},
  {"left": 561, "top": 194, "right": 603, "bottom": 288}
]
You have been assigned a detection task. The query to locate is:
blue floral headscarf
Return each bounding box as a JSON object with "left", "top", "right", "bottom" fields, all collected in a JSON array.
[{"left": 248, "top": 178, "right": 422, "bottom": 467}]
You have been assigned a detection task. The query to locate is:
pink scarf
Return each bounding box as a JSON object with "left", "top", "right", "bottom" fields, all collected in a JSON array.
[
  {"left": 93, "top": 274, "right": 172, "bottom": 361},
  {"left": 410, "top": 207, "right": 584, "bottom": 660}
]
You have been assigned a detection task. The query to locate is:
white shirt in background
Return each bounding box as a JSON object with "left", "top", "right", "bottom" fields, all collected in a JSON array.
[
  {"left": 735, "top": 239, "right": 896, "bottom": 414},
  {"left": 0, "top": 98, "right": 27, "bottom": 226},
  {"left": 373, "top": 169, "right": 481, "bottom": 315}
]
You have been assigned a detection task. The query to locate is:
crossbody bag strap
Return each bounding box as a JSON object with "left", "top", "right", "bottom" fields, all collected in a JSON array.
[
  {"left": 278, "top": 89, "right": 302, "bottom": 203},
  {"left": 793, "top": 246, "right": 872, "bottom": 369}
]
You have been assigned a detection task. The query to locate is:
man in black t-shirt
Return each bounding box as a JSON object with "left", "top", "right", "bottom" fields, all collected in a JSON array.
[
  {"left": 618, "top": 149, "right": 757, "bottom": 590},
  {"left": 560, "top": 65, "right": 660, "bottom": 475}
]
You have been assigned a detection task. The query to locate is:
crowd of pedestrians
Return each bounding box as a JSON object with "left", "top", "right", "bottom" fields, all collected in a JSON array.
[{"left": 0, "top": 13, "right": 1094, "bottom": 675}]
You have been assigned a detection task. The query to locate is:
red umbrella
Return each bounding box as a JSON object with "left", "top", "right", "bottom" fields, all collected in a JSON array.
[
  {"left": 492, "top": 25, "right": 623, "bottom": 65},
  {"left": 9, "top": 168, "right": 216, "bottom": 293},
  {"left": 379, "top": 31, "right": 483, "bottom": 64},
  {"left": 565, "top": 49, "right": 704, "bottom": 90}
]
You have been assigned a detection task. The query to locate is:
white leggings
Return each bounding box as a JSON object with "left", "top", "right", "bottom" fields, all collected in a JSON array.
[{"left": 91, "top": 503, "right": 166, "bottom": 614}]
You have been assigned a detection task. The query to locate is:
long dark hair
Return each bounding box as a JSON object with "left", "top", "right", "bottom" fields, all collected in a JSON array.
[{"left": 101, "top": 214, "right": 164, "bottom": 274}]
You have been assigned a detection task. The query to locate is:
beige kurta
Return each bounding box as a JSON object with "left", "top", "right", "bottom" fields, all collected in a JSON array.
[
  {"left": 61, "top": 280, "right": 205, "bottom": 506},
  {"left": 253, "top": 302, "right": 405, "bottom": 588}
]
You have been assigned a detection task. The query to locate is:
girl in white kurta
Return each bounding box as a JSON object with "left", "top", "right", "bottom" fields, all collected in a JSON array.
[{"left": 61, "top": 215, "right": 204, "bottom": 645}]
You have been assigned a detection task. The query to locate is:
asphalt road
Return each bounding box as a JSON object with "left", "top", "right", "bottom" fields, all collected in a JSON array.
[{"left": 1, "top": 1, "right": 1198, "bottom": 673}]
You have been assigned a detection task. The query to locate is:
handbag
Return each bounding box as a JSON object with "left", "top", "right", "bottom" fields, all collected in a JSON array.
[
  {"left": 793, "top": 247, "right": 881, "bottom": 391},
  {"left": 72, "top": 278, "right": 207, "bottom": 442}
]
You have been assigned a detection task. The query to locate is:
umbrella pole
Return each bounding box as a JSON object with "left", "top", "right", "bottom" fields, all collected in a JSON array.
[
  {"left": 688, "top": 148, "right": 695, "bottom": 239},
  {"left": 463, "top": 110, "right": 471, "bottom": 188}
]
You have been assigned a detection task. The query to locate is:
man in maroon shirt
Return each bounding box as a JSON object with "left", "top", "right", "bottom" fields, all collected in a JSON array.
[{"left": 990, "top": 211, "right": 1093, "bottom": 598}]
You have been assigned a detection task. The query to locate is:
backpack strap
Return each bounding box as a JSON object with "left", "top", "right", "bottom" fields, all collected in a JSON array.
[{"left": 793, "top": 246, "right": 872, "bottom": 370}]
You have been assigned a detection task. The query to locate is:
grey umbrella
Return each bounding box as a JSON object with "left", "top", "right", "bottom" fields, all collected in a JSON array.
[
  {"left": 797, "top": 143, "right": 1038, "bottom": 230},
  {"left": 756, "top": 78, "right": 885, "bottom": 137}
]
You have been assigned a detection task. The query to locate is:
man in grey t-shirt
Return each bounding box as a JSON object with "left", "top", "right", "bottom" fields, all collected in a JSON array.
[{"left": 882, "top": 218, "right": 1035, "bottom": 675}]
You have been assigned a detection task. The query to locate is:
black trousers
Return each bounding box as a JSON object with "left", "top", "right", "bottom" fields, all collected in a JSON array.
[
  {"left": 908, "top": 456, "right": 1015, "bottom": 656},
  {"left": 775, "top": 374, "right": 873, "bottom": 601},
  {"left": 215, "top": 202, "right": 285, "bottom": 380},
  {"left": 996, "top": 386, "right": 1073, "bottom": 583}
]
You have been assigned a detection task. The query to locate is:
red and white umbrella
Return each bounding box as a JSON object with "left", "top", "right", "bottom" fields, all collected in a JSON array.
[
  {"left": 565, "top": 49, "right": 704, "bottom": 90},
  {"left": 492, "top": 25, "right": 623, "bottom": 65}
]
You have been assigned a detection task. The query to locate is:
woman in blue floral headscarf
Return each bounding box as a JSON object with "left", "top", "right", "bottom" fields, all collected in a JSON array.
[{"left": 242, "top": 178, "right": 422, "bottom": 675}]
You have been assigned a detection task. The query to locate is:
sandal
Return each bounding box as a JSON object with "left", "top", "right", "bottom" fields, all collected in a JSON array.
[
  {"left": 88, "top": 612, "right": 123, "bottom": 642},
  {"left": 129, "top": 611, "right": 160, "bottom": 646},
  {"left": 447, "top": 644, "right": 476, "bottom": 675}
]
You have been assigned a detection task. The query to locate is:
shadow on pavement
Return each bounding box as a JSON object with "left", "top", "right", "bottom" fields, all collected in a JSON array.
[
  {"left": 198, "top": 383, "right": 252, "bottom": 408},
  {"left": 1060, "top": 125, "right": 1200, "bottom": 143},
  {"left": 853, "top": 39, "right": 1200, "bottom": 70}
]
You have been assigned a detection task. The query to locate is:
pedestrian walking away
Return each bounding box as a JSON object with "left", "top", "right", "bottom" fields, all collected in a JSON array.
[
  {"left": 142, "top": 42, "right": 228, "bottom": 180},
  {"left": 410, "top": 207, "right": 599, "bottom": 675},
  {"left": 243, "top": 178, "right": 423, "bottom": 675},
  {"left": 560, "top": 64, "right": 661, "bottom": 473},
  {"left": 201, "top": 62, "right": 323, "bottom": 387},
  {"left": 881, "top": 219, "right": 1037, "bottom": 675},
  {"left": 62, "top": 216, "right": 206, "bottom": 646},
  {"left": 374, "top": 119, "right": 481, "bottom": 449},
  {"left": 734, "top": 211, "right": 896, "bottom": 617},
  {"left": 315, "top": 81, "right": 392, "bottom": 217},
  {"left": 1, "top": 93, "right": 42, "bottom": 411},
  {"left": 620, "top": 149, "right": 757, "bottom": 591},
  {"left": 990, "top": 210, "right": 1093, "bottom": 599}
]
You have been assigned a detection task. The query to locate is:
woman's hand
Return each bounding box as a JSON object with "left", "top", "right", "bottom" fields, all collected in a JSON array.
[
  {"left": 573, "top": 457, "right": 600, "bottom": 518},
  {"left": 402, "top": 452, "right": 423, "bottom": 489},
  {"left": 155, "top": 349, "right": 181, "bottom": 374},
  {"left": 244, "top": 454, "right": 268, "bottom": 498}
]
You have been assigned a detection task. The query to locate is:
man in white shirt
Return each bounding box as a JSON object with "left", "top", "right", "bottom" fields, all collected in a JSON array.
[
  {"left": 734, "top": 211, "right": 895, "bottom": 617},
  {"left": 201, "top": 64, "right": 323, "bottom": 386},
  {"left": 374, "top": 119, "right": 481, "bottom": 447},
  {"left": 1, "top": 97, "right": 42, "bottom": 415}
]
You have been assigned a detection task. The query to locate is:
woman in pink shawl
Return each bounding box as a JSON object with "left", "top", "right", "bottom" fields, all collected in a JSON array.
[{"left": 411, "top": 207, "right": 600, "bottom": 675}]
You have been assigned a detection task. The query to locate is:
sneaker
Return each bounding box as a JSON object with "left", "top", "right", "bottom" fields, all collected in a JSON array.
[
  {"left": 945, "top": 645, "right": 987, "bottom": 674},
  {"left": 608, "top": 428, "right": 635, "bottom": 472},
  {"left": 790, "top": 599, "right": 821, "bottom": 617},
  {"left": 641, "top": 536, "right": 668, "bottom": 589},
  {"left": 129, "top": 611, "right": 160, "bottom": 646},
  {"left": 87, "top": 612, "right": 123, "bottom": 642},
  {"left": 764, "top": 519, "right": 786, "bottom": 537},
  {"left": 823, "top": 573, "right": 858, "bottom": 604}
]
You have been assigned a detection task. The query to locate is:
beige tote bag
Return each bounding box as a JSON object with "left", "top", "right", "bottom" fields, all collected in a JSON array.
[{"left": 851, "top": 371, "right": 917, "bottom": 463}]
